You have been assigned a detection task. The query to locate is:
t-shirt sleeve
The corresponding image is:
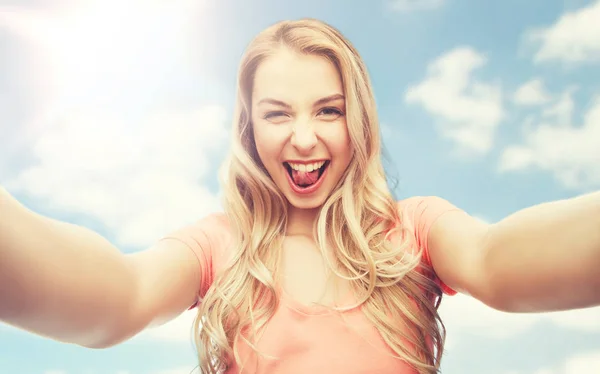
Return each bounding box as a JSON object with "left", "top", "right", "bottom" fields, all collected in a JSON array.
[
  {"left": 398, "top": 196, "right": 461, "bottom": 296},
  {"left": 159, "top": 213, "right": 231, "bottom": 308}
]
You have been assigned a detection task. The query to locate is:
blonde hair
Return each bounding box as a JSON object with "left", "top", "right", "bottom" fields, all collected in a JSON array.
[{"left": 193, "top": 18, "right": 446, "bottom": 374}]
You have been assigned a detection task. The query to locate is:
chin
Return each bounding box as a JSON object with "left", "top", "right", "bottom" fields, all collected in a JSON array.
[{"left": 285, "top": 193, "right": 328, "bottom": 210}]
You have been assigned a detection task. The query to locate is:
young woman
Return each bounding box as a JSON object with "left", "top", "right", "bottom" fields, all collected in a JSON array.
[{"left": 1, "top": 18, "right": 599, "bottom": 374}]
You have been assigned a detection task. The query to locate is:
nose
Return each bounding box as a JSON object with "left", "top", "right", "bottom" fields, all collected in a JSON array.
[{"left": 290, "top": 121, "right": 317, "bottom": 154}]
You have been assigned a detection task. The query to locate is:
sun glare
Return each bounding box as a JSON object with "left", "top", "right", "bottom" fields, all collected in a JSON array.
[{"left": 1, "top": 0, "right": 206, "bottom": 119}]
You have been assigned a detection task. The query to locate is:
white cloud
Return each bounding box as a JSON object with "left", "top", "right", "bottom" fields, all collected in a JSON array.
[
  {"left": 542, "top": 306, "right": 600, "bottom": 333},
  {"left": 541, "top": 87, "right": 577, "bottom": 125},
  {"left": 517, "top": 350, "right": 600, "bottom": 374},
  {"left": 6, "top": 106, "right": 228, "bottom": 248},
  {"left": 561, "top": 350, "right": 600, "bottom": 373},
  {"left": 514, "top": 79, "right": 552, "bottom": 106},
  {"left": 527, "top": 0, "right": 600, "bottom": 63},
  {"left": 440, "top": 294, "right": 541, "bottom": 340},
  {"left": 405, "top": 47, "right": 504, "bottom": 154},
  {"left": 499, "top": 93, "right": 600, "bottom": 190},
  {"left": 440, "top": 294, "right": 600, "bottom": 346},
  {"left": 389, "top": 0, "right": 445, "bottom": 12},
  {"left": 1, "top": 0, "right": 229, "bottom": 248}
]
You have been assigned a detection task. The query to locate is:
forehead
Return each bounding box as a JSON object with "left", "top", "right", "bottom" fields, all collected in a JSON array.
[{"left": 252, "top": 48, "right": 343, "bottom": 104}]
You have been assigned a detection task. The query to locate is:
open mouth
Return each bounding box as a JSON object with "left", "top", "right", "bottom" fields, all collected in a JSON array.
[{"left": 283, "top": 160, "right": 330, "bottom": 191}]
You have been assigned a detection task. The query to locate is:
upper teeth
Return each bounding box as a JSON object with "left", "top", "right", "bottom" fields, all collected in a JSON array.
[{"left": 288, "top": 161, "right": 326, "bottom": 172}]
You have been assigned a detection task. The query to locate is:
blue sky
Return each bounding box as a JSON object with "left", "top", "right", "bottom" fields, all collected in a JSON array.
[{"left": 1, "top": 0, "right": 600, "bottom": 373}]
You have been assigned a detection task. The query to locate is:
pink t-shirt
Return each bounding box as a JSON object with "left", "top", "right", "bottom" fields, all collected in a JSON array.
[{"left": 161, "top": 196, "right": 459, "bottom": 373}]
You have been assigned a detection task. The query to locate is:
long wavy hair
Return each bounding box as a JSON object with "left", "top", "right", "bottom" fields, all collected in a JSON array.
[{"left": 193, "top": 18, "right": 446, "bottom": 374}]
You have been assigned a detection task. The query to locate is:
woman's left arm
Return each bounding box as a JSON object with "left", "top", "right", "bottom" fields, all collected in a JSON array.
[{"left": 428, "top": 191, "right": 600, "bottom": 313}]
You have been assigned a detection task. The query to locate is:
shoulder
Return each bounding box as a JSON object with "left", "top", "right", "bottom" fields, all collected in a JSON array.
[
  {"left": 197, "top": 212, "right": 232, "bottom": 245},
  {"left": 396, "top": 196, "right": 460, "bottom": 232},
  {"left": 396, "top": 195, "right": 457, "bottom": 213},
  {"left": 162, "top": 212, "right": 234, "bottom": 272},
  {"left": 166, "top": 212, "right": 231, "bottom": 245},
  {"left": 190, "top": 212, "right": 233, "bottom": 260},
  {"left": 395, "top": 196, "right": 462, "bottom": 296}
]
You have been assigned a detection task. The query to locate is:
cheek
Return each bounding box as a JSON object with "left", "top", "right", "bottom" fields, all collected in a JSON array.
[
  {"left": 253, "top": 126, "right": 284, "bottom": 167},
  {"left": 324, "top": 121, "right": 352, "bottom": 157}
]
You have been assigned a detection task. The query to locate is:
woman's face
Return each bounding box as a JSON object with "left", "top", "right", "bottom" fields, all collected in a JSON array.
[{"left": 251, "top": 47, "right": 353, "bottom": 210}]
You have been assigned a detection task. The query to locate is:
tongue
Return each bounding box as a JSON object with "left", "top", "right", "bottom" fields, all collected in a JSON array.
[{"left": 292, "top": 169, "right": 319, "bottom": 186}]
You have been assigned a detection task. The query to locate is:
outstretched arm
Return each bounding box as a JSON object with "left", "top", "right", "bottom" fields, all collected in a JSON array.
[
  {"left": 428, "top": 191, "right": 600, "bottom": 313},
  {"left": 0, "top": 187, "right": 201, "bottom": 348}
]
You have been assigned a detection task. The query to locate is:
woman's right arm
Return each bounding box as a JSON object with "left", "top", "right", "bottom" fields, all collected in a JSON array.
[{"left": 0, "top": 187, "right": 201, "bottom": 348}]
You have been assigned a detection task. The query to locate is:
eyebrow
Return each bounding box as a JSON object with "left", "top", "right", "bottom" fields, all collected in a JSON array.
[{"left": 257, "top": 93, "right": 345, "bottom": 109}]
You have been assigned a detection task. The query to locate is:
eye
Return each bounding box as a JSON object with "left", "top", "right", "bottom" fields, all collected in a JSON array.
[
  {"left": 263, "top": 111, "right": 290, "bottom": 122},
  {"left": 318, "top": 107, "right": 344, "bottom": 120}
]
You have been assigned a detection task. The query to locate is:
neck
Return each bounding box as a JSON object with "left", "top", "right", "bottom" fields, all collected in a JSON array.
[{"left": 286, "top": 204, "right": 321, "bottom": 238}]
